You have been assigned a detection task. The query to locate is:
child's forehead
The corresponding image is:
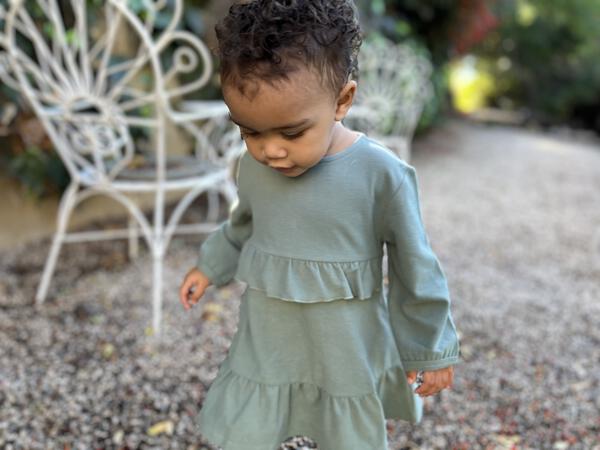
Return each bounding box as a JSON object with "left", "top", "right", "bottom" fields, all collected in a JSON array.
[
  {"left": 223, "top": 71, "right": 333, "bottom": 131},
  {"left": 223, "top": 66, "right": 335, "bottom": 102}
]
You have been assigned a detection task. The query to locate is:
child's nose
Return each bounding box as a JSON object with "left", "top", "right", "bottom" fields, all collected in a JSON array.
[{"left": 262, "top": 142, "right": 288, "bottom": 160}]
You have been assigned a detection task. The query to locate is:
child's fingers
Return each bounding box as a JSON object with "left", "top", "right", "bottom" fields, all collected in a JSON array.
[
  {"left": 416, "top": 383, "right": 436, "bottom": 397},
  {"left": 179, "top": 279, "right": 195, "bottom": 310},
  {"left": 179, "top": 280, "right": 189, "bottom": 304},
  {"left": 189, "top": 291, "right": 201, "bottom": 307},
  {"left": 415, "top": 373, "right": 437, "bottom": 396},
  {"left": 415, "top": 371, "right": 451, "bottom": 397}
]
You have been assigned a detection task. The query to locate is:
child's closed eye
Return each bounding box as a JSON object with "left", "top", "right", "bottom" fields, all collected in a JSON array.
[
  {"left": 282, "top": 130, "right": 305, "bottom": 140},
  {"left": 239, "top": 130, "right": 306, "bottom": 140},
  {"left": 240, "top": 130, "right": 258, "bottom": 139}
]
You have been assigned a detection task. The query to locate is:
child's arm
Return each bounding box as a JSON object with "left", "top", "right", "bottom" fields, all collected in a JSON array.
[
  {"left": 179, "top": 152, "right": 253, "bottom": 309},
  {"left": 195, "top": 152, "right": 253, "bottom": 287},
  {"left": 382, "top": 165, "right": 461, "bottom": 375}
]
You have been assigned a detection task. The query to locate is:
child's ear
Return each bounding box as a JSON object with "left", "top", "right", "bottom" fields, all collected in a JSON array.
[{"left": 334, "top": 80, "right": 357, "bottom": 121}]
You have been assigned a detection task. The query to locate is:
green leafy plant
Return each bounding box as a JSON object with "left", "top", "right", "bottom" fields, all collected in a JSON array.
[
  {"left": 355, "top": 1, "right": 464, "bottom": 133},
  {"left": 3, "top": 146, "right": 69, "bottom": 201},
  {"left": 475, "top": 0, "right": 600, "bottom": 131}
]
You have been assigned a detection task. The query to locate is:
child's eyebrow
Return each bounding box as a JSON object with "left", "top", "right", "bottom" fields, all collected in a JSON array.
[{"left": 228, "top": 114, "right": 311, "bottom": 131}]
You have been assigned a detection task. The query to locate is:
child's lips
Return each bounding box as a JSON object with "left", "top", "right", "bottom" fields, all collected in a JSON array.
[{"left": 273, "top": 165, "right": 295, "bottom": 173}]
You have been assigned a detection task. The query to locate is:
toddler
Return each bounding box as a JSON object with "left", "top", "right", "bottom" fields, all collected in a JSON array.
[{"left": 179, "top": 1, "right": 461, "bottom": 449}]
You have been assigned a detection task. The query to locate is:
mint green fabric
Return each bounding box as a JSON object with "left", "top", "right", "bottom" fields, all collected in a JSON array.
[{"left": 195, "top": 134, "right": 462, "bottom": 450}]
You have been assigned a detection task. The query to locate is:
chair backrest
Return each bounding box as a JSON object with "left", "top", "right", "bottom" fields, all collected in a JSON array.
[
  {"left": 345, "top": 37, "right": 433, "bottom": 140},
  {"left": 0, "top": 0, "right": 224, "bottom": 185}
]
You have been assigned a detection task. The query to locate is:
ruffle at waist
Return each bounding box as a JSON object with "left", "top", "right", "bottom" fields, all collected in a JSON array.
[{"left": 234, "top": 242, "right": 383, "bottom": 303}]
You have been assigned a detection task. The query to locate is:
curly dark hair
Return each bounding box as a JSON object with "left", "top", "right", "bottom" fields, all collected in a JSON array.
[{"left": 214, "top": 0, "right": 362, "bottom": 98}]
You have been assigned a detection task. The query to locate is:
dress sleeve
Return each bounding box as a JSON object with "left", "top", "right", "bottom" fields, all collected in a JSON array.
[
  {"left": 196, "top": 153, "right": 253, "bottom": 287},
  {"left": 381, "top": 165, "right": 461, "bottom": 372}
]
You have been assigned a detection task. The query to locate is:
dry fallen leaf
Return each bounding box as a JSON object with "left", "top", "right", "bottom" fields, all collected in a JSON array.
[
  {"left": 201, "top": 302, "right": 223, "bottom": 322},
  {"left": 220, "top": 288, "right": 233, "bottom": 300},
  {"left": 147, "top": 420, "right": 174, "bottom": 436},
  {"left": 493, "top": 434, "right": 521, "bottom": 448},
  {"left": 101, "top": 343, "right": 115, "bottom": 359}
]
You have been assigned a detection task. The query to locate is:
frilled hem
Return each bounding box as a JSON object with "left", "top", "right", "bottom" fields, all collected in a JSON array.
[
  {"left": 234, "top": 242, "right": 383, "bottom": 303},
  {"left": 197, "top": 361, "right": 422, "bottom": 450}
]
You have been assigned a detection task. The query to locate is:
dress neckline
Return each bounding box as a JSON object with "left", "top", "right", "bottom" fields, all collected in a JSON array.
[{"left": 319, "top": 132, "right": 366, "bottom": 163}]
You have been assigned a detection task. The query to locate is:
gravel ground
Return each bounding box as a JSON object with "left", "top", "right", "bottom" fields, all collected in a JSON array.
[{"left": 1, "top": 119, "right": 599, "bottom": 449}]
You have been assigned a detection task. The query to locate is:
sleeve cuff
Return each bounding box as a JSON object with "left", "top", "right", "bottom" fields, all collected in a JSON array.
[
  {"left": 399, "top": 340, "right": 462, "bottom": 371},
  {"left": 196, "top": 258, "right": 224, "bottom": 287},
  {"left": 401, "top": 354, "right": 461, "bottom": 372}
]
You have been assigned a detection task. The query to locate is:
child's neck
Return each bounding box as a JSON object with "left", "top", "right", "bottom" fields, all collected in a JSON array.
[{"left": 326, "top": 123, "right": 361, "bottom": 158}]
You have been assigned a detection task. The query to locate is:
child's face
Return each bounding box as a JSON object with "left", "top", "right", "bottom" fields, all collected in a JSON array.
[{"left": 223, "top": 67, "right": 356, "bottom": 177}]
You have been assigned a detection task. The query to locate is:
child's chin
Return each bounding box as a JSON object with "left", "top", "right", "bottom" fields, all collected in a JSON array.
[{"left": 275, "top": 166, "right": 305, "bottom": 177}]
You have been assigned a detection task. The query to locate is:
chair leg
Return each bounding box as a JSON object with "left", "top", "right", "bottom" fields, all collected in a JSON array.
[
  {"left": 152, "top": 250, "right": 163, "bottom": 335},
  {"left": 35, "top": 182, "right": 80, "bottom": 305},
  {"left": 128, "top": 213, "right": 139, "bottom": 259}
]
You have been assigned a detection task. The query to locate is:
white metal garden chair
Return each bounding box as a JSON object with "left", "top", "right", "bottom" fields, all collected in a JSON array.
[
  {"left": 345, "top": 36, "right": 433, "bottom": 162},
  {"left": 0, "top": 0, "right": 245, "bottom": 335}
]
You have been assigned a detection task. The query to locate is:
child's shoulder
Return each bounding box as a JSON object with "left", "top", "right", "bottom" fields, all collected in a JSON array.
[{"left": 355, "top": 135, "right": 416, "bottom": 191}]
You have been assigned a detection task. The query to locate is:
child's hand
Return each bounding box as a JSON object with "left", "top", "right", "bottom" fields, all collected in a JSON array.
[
  {"left": 406, "top": 366, "right": 454, "bottom": 397},
  {"left": 179, "top": 268, "right": 212, "bottom": 310}
]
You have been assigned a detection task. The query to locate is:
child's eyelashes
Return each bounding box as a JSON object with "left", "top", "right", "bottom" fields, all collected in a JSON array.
[
  {"left": 239, "top": 130, "right": 306, "bottom": 140},
  {"left": 240, "top": 130, "right": 258, "bottom": 139},
  {"left": 282, "top": 131, "right": 305, "bottom": 140}
]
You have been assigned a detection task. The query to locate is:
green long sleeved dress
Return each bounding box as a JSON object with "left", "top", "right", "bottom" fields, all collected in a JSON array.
[{"left": 195, "top": 134, "right": 461, "bottom": 450}]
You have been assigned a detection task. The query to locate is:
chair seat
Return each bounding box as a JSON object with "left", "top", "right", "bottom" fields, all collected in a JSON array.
[
  {"left": 77, "top": 156, "right": 232, "bottom": 192},
  {"left": 106, "top": 155, "right": 223, "bottom": 181}
]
